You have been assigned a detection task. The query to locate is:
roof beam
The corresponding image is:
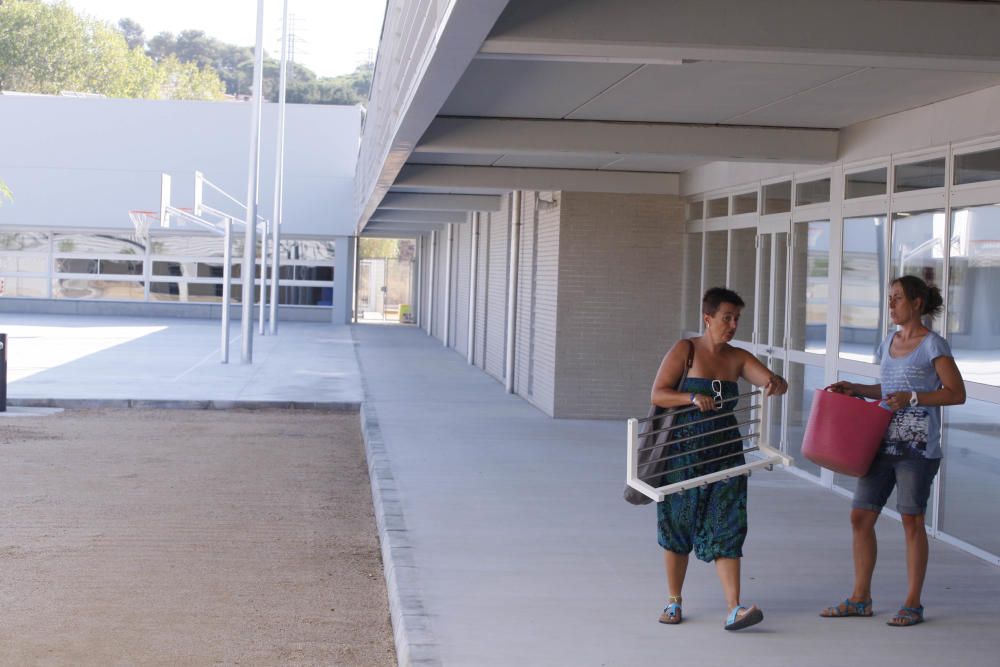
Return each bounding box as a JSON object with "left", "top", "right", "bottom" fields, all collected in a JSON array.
[
  {"left": 484, "top": 0, "right": 1000, "bottom": 72},
  {"left": 370, "top": 210, "right": 469, "bottom": 225},
  {"left": 379, "top": 192, "right": 503, "bottom": 212},
  {"left": 395, "top": 165, "right": 678, "bottom": 195},
  {"left": 416, "top": 117, "right": 838, "bottom": 163}
]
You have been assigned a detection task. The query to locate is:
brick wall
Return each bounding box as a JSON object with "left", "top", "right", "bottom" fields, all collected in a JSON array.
[{"left": 552, "top": 192, "right": 685, "bottom": 419}]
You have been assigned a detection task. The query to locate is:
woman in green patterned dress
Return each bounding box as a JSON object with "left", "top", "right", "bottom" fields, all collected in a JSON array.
[{"left": 649, "top": 287, "right": 788, "bottom": 631}]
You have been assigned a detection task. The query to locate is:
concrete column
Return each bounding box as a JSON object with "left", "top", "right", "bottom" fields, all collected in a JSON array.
[
  {"left": 331, "top": 234, "right": 356, "bottom": 325},
  {"left": 504, "top": 191, "right": 522, "bottom": 393},
  {"left": 443, "top": 224, "right": 454, "bottom": 347},
  {"left": 467, "top": 212, "right": 479, "bottom": 364},
  {"left": 426, "top": 230, "right": 436, "bottom": 336}
]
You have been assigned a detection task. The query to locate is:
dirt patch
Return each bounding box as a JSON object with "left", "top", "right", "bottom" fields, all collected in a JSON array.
[{"left": 0, "top": 409, "right": 395, "bottom": 666}]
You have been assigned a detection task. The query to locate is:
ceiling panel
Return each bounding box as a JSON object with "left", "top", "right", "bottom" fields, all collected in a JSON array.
[
  {"left": 491, "top": 153, "right": 616, "bottom": 169},
  {"left": 408, "top": 152, "right": 502, "bottom": 166},
  {"left": 599, "top": 155, "right": 704, "bottom": 172},
  {"left": 728, "top": 67, "right": 1000, "bottom": 128},
  {"left": 568, "top": 61, "right": 860, "bottom": 124},
  {"left": 440, "top": 59, "right": 638, "bottom": 118}
]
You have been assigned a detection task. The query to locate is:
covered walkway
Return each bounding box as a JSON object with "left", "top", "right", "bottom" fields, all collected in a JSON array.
[{"left": 2, "top": 315, "right": 997, "bottom": 665}]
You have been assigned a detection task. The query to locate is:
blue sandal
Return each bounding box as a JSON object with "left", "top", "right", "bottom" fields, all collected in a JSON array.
[
  {"left": 887, "top": 605, "right": 924, "bottom": 627},
  {"left": 658, "top": 596, "right": 682, "bottom": 624},
  {"left": 820, "top": 598, "right": 873, "bottom": 617},
  {"left": 724, "top": 604, "right": 763, "bottom": 631}
]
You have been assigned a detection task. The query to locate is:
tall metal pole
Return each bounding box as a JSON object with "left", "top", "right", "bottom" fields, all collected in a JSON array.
[
  {"left": 221, "top": 217, "right": 233, "bottom": 363},
  {"left": 467, "top": 212, "right": 479, "bottom": 364},
  {"left": 241, "top": 0, "right": 266, "bottom": 363},
  {"left": 258, "top": 220, "right": 268, "bottom": 334},
  {"left": 269, "top": 0, "right": 290, "bottom": 334}
]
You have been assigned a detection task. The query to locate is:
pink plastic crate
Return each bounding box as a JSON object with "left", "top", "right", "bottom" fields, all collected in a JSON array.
[{"left": 801, "top": 389, "right": 893, "bottom": 477}]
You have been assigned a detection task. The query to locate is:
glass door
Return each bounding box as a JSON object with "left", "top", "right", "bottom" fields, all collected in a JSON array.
[{"left": 756, "top": 223, "right": 790, "bottom": 454}]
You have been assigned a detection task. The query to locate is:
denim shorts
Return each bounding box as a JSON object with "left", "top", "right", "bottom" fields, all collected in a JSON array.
[{"left": 852, "top": 455, "right": 941, "bottom": 516}]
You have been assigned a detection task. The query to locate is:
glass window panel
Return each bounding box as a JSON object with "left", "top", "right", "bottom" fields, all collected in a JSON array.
[
  {"left": 894, "top": 158, "right": 946, "bottom": 193},
  {"left": 682, "top": 233, "right": 703, "bottom": 332},
  {"left": 703, "top": 231, "right": 728, "bottom": 294},
  {"left": 52, "top": 279, "right": 144, "bottom": 300},
  {"left": 687, "top": 201, "right": 704, "bottom": 222},
  {"left": 733, "top": 192, "right": 758, "bottom": 215},
  {"left": 790, "top": 221, "right": 830, "bottom": 353},
  {"left": 840, "top": 216, "right": 887, "bottom": 362},
  {"left": 153, "top": 260, "right": 230, "bottom": 278},
  {"left": 954, "top": 147, "right": 1000, "bottom": 185},
  {"left": 948, "top": 204, "right": 1000, "bottom": 387},
  {"left": 890, "top": 210, "right": 946, "bottom": 335},
  {"left": 707, "top": 197, "right": 729, "bottom": 218},
  {"left": 0, "top": 276, "right": 48, "bottom": 297},
  {"left": 939, "top": 397, "right": 1000, "bottom": 555},
  {"left": 150, "top": 282, "right": 245, "bottom": 303},
  {"left": 785, "top": 362, "right": 825, "bottom": 476},
  {"left": 278, "top": 266, "right": 334, "bottom": 281},
  {"left": 774, "top": 232, "right": 788, "bottom": 348},
  {"left": 278, "top": 239, "right": 335, "bottom": 262},
  {"left": 763, "top": 181, "right": 791, "bottom": 214},
  {"left": 0, "top": 255, "right": 48, "bottom": 273},
  {"left": 765, "top": 358, "right": 784, "bottom": 450},
  {"left": 98, "top": 259, "right": 143, "bottom": 276},
  {"left": 730, "top": 228, "right": 756, "bottom": 342},
  {"left": 276, "top": 285, "right": 333, "bottom": 306},
  {"left": 758, "top": 235, "right": 772, "bottom": 345},
  {"left": 150, "top": 233, "right": 243, "bottom": 258},
  {"left": 795, "top": 178, "right": 831, "bottom": 206},
  {"left": 0, "top": 231, "right": 48, "bottom": 252},
  {"left": 53, "top": 233, "right": 145, "bottom": 256},
  {"left": 54, "top": 258, "right": 98, "bottom": 274},
  {"left": 845, "top": 168, "right": 888, "bottom": 199}
]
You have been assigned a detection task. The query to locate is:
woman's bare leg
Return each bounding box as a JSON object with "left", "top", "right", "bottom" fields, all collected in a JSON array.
[
  {"left": 900, "top": 513, "right": 928, "bottom": 608},
  {"left": 850, "top": 508, "right": 879, "bottom": 602},
  {"left": 664, "top": 551, "right": 689, "bottom": 598}
]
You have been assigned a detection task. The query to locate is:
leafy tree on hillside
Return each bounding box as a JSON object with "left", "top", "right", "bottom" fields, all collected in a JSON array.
[
  {"left": 0, "top": 0, "right": 224, "bottom": 100},
  {"left": 118, "top": 17, "right": 144, "bottom": 50}
]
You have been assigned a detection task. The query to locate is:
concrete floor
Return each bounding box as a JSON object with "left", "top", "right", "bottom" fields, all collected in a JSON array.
[{"left": 3, "top": 314, "right": 999, "bottom": 666}]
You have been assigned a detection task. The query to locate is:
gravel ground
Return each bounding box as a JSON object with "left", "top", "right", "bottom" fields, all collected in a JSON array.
[{"left": 0, "top": 408, "right": 395, "bottom": 666}]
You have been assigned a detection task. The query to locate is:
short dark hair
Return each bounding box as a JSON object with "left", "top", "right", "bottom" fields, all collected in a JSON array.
[
  {"left": 702, "top": 287, "right": 745, "bottom": 316},
  {"left": 891, "top": 275, "right": 943, "bottom": 320}
]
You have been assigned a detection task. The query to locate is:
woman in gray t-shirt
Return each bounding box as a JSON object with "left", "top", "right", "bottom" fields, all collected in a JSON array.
[{"left": 819, "top": 275, "right": 966, "bottom": 627}]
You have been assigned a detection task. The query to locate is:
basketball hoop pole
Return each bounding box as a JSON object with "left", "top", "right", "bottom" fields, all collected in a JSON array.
[
  {"left": 241, "top": 0, "right": 266, "bottom": 363},
  {"left": 270, "top": 0, "right": 290, "bottom": 336}
]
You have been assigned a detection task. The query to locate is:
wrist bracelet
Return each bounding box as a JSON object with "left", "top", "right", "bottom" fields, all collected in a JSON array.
[{"left": 690, "top": 392, "right": 697, "bottom": 405}]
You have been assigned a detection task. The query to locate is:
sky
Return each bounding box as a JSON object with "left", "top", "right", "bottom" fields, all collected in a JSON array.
[{"left": 61, "top": 0, "right": 387, "bottom": 78}]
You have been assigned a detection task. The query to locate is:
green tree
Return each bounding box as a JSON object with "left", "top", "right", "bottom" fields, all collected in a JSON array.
[
  {"left": 157, "top": 55, "right": 225, "bottom": 101},
  {"left": 0, "top": 180, "right": 12, "bottom": 207},
  {"left": 359, "top": 238, "right": 401, "bottom": 259},
  {"left": 117, "top": 17, "right": 144, "bottom": 50},
  {"left": 0, "top": 2, "right": 223, "bottom": 100}
]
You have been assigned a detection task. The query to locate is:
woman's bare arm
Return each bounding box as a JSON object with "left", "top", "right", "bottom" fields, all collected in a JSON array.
[
  {"left": 883, "top": 355, "right": 966, "bottom": 410},
  {"left": 739, "top": 350, "right": 788, "bottom": 397},
  {"left": 650, "top": 340, "right": 696, "bottom": 408}
]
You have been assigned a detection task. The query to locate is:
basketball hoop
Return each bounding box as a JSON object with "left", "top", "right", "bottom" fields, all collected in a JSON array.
[{"left": 128, "top": 209, "right": 160, "bottom": 237}]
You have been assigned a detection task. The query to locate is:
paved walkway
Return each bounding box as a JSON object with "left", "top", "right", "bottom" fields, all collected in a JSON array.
[{"left": 2, "top": 314, "right": 998, "bottom": 666}]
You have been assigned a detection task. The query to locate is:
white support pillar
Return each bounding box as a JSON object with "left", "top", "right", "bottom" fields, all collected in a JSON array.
[
  {"left": 504, "top": 191, "right": 522, "bottom": 394},
  {"left": 467, "top": 212, "right": 479, "bottom": 364},
  {"left": 414, "top": 236, "right": 423, "bottom": 328},
  {"left": 426, "top": 230, "right": 436, "bottom": 336},
  {"left": 443, "top": 224, "right": 454, "bottom": 347},
  {"left": 240, "top": 0, "right": 266, "bottom": 363},
  {"left": 332, "top": 235, "right": 356, "bottom": 324},
  {"left": 269, "top": 0, "right": 290, "bottom": 335}
]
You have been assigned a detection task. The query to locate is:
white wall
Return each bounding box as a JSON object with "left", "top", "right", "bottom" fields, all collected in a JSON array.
[{"left": 0, "top": 95, "right": 360, "bottom": 236}]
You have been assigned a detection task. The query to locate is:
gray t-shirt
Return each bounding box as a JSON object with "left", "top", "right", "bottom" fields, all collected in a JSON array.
[{"left": 876, "top": 330, "right": 952, "bottom": 459}]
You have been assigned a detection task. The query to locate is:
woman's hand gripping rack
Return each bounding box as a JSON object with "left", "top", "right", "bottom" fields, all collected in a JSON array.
[{"left": 626, "top": 389, "right": 792, "bottom": 502}]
